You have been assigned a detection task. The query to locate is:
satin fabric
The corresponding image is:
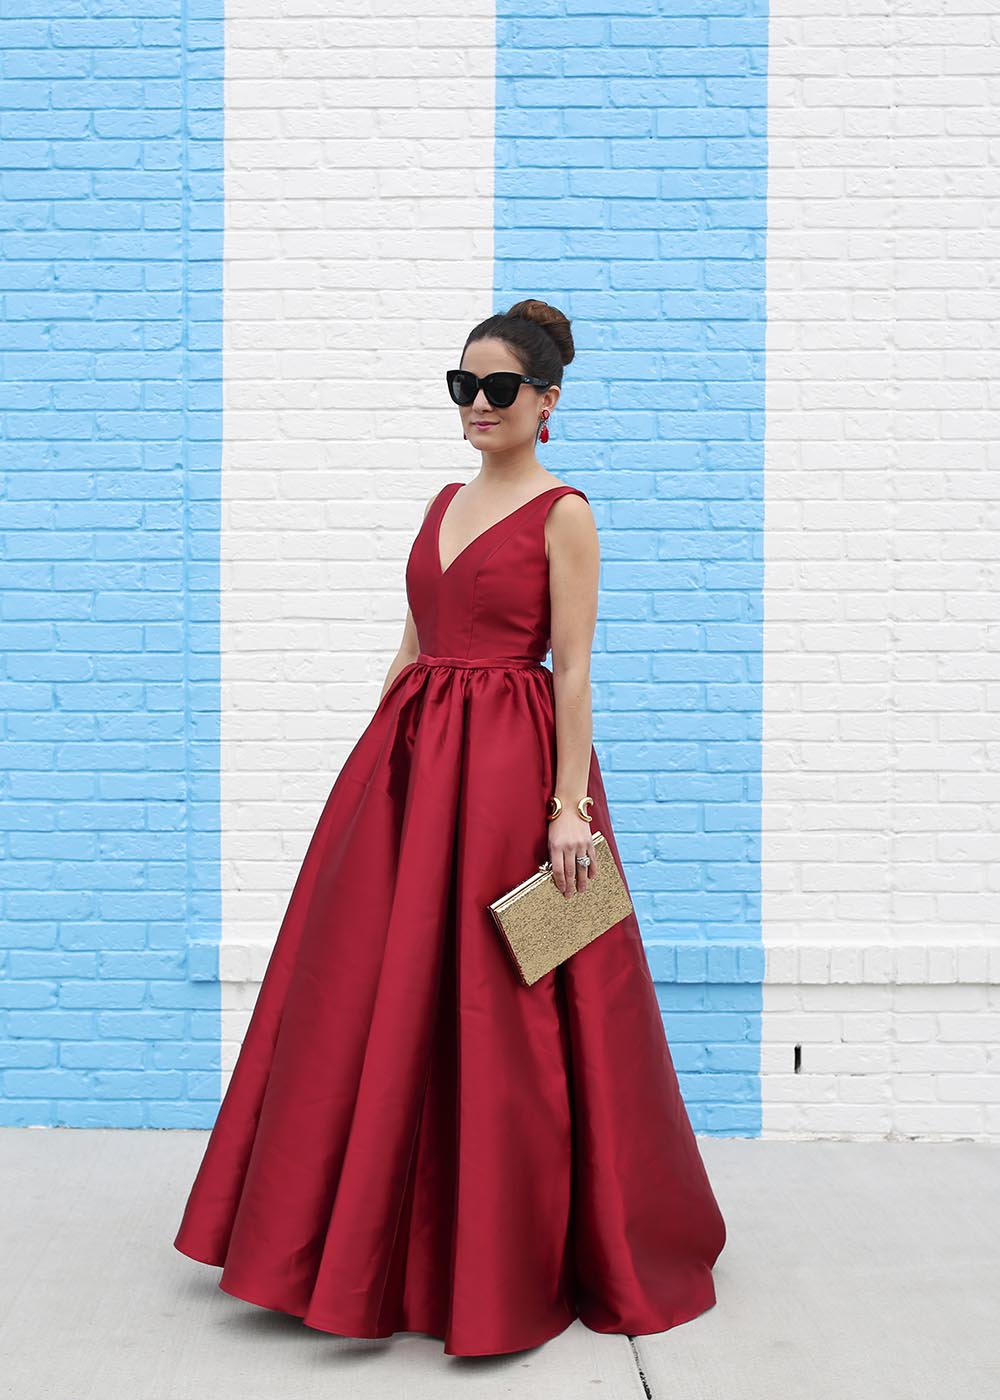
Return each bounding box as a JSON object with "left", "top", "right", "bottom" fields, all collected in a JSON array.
[{"left": 173, "top": 481, "right": 727, "bottom": 1356}]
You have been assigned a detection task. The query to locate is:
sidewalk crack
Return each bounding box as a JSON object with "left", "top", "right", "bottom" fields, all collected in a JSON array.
[{"left": 628, "top": 1335, "right": 653, "bottom": 1398}]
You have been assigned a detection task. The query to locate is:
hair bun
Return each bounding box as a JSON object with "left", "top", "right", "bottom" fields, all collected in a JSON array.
[{"left": 506, "top": 298, "right": 575, "bottom": 368}]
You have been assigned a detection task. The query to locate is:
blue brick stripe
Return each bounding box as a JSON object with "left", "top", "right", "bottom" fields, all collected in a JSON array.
[
  {"left": 0, "top": 2, "right": 224, "bottom": 1127},
  {"left": 495, "top": 0, "right": 768, "bottom": 1135}
]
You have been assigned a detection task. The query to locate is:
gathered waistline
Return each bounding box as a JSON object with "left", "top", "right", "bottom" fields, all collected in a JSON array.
[{"left": 415, "top": 652, "right": 545, "bottom": 670}]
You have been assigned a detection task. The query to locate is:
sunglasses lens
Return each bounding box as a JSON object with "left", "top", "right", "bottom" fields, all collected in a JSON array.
[
  {"left": 483, "top": 374, "right": 519, "bottom": 409},
  {"left": 447, "top": 371, "right": 476, "bottom": 406}
]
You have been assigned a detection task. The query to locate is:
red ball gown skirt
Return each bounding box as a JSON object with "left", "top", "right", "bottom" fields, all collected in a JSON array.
[{"left": 173, "top": 481, "right": 727, "bottom": 1355}]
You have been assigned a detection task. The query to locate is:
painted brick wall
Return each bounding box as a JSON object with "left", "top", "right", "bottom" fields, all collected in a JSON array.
[
  {"left": 7, "top": 1, "right": 995, "bottom": 1140},
  {"left": 0, "top": 3, "right": 224, "bottom": 1127},
  {"left": 207, "top": 0, "right": 768, "bottom": 1139},
  {"left": 2, "top": 2, "right": 768, "bottom": 1135},
  {"left": 213, "top": 4, "right": 502, "bottom": 1120},
  {"left": 762, "top": 3, "right": 1000, "bottom": 1138},
  {"left": 492, "top": 0, "right": 770, "bottom": 1135}
]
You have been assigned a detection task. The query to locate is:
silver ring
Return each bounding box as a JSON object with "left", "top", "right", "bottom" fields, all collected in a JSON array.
[{"left": 575, "top": 854, "right": 591, "bottom": 866}]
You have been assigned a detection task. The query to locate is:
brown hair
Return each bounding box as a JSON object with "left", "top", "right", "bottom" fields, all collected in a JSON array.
[{"left": 461, "top": 298, "right": 575, "bottom": 393}]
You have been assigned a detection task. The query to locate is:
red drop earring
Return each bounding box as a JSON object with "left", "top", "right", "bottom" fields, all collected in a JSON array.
[{"left": 539, "top": 409, "right": 550, "bottom": 444}]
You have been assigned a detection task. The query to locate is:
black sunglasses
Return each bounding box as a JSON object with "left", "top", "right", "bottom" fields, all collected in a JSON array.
[{"left": 447, "top": 369, "right": 551, "bottom": 410}]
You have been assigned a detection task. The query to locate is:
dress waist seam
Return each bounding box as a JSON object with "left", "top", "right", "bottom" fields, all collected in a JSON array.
[{"left": 415, "top": 652, "right": 545, "bottom": 670}]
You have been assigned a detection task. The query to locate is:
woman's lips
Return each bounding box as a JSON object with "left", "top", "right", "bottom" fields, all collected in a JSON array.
[{"left": 471, "top": 421, "right": 498, "bottom": 429}]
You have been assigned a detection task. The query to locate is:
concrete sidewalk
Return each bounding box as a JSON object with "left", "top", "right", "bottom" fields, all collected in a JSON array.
[{"left": 1, "top": 1128, "right": 997, "bottom": 1400}]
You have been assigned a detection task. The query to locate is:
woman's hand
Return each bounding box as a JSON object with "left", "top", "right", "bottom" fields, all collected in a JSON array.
[{"left": 547, "top": 810, "right": 597, "bottom": 897}]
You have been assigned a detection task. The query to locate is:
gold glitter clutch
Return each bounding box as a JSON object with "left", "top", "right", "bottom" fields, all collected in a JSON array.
[{"left": 487, "top": 831, "right": 634, "bottom": 987}]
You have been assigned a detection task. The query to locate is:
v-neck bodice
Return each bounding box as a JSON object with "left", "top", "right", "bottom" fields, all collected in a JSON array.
[{"left": 404, "top": 480, "right": 589, "bottom": 664}]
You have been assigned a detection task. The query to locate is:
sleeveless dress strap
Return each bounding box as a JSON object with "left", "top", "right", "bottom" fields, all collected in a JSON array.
[
  {"left": 431, "top": 481, "right": 462, "bottom": 517},
  {"left": 541, "top": 484, "right": 589, "bottom": 508}
]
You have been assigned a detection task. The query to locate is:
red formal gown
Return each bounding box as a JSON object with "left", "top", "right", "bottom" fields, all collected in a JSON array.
[{"left": 173, "top": 480, "right": 727, "bottom": 1356}]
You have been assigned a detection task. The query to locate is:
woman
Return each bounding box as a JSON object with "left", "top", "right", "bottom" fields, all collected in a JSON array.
[{"left": 173, "top": 298, "right": 727, "bottom": 1356}]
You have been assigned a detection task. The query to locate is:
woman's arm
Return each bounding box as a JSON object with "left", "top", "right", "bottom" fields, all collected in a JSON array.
[
  {"left": 546, "top": 492, "right": 601, "bottom": 896},
  {"left": 378, "top": 492, "right": 438, "bottom": 702}
]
